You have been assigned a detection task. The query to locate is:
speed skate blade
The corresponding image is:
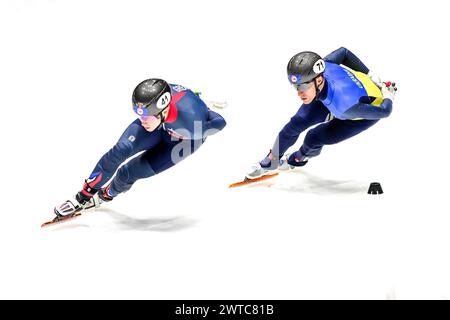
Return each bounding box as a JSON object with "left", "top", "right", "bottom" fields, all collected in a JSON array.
[
  {"left": 229, "top": 173, "right": 279, "bottom": 188},
  {"left": 41, "top": 213, "right": 82, "bottom": 228}
]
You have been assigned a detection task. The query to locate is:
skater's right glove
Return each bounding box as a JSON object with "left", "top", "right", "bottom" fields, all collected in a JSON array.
[{"left": 381, "top": 81, "right": 397, "bottom": 101}]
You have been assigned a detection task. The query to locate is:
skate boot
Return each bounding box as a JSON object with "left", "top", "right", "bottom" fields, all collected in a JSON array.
[
  {"left": 54, "top": 191, "right": 101, "bottom": 217},
  {"left": 279, "top": 152, "right": 308, "bottom": 171},
  {"left": 98, "top": 185, "right": 114, "bottom": 202},
  {"left": 245, "top": 151, "right": 280, "bottom": 180},
  {"left": 245, "top": 163, "right": 278, "bottom": 179}
]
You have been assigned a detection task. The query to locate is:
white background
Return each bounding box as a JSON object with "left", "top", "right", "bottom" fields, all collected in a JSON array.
[{"left": 1, "top": 0, "right": 449, "bottom": 299}]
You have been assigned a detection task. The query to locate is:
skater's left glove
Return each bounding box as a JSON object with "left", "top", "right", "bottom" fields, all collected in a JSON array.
[
  {"left": 205, "top": 100, "right": 228, "bottom": 109},
  {"left": 287, "top": 151, "right": 308, "bottom": 167},
  {"left": 381, "top": 81, "right": 397, "bottom": 101}
]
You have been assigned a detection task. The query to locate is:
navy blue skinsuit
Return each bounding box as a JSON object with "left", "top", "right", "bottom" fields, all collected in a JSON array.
[
  {"left": 271, "top": 47, "right": 393, "bottom": 161},
  {"left": 81, "top": 84, "right": 226, "bottom": 198}
]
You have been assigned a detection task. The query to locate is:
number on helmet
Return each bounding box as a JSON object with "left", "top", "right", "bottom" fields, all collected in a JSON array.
[
  {"left": 313, "top": 59, "right": 325, "bottom": 74},
  {"left": 157, "top": 92, "right": 171, "bottom": 109}
]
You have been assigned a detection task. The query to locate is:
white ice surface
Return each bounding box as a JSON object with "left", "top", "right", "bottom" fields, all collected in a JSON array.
[{"left": 1, "top": 0, "right": 449, "bottom": 299}]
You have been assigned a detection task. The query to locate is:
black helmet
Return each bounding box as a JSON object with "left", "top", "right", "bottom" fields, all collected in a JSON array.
[
  {"left": 287, "top": 51, "right": 325, "bottom": 91},
  {"left": 132, "top": 78, "right": 172, "bottom": 117}
]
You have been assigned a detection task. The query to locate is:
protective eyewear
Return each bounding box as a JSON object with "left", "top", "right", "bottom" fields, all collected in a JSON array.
[{"left": 293, "top": 81, "right": 314, "bottom": 91}]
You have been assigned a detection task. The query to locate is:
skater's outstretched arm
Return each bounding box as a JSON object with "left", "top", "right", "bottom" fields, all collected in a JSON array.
[
  {"left": 271, "top": 114, "right": 307, "bottom": 158},
  {"left": 271, "top": 101, "right": 329, "bottom": 157}
]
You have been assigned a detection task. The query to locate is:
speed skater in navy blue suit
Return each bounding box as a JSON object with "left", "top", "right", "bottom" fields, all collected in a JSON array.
[
  {"left": 246, "top": 47, "right": 397, "bottom": 180},
  {"left": 54, "top": 78, "right": 226, "bottom": 217}
]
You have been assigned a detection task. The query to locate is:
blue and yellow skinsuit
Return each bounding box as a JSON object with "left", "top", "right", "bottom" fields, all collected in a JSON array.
[
  {"left": 271, "top": 47, "right": 392, "bottom": 162},
  {"left": 81, "top": 84, "right": 226, "bottom": 198}
]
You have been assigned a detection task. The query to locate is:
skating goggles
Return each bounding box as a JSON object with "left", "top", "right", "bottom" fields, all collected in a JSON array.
[
  {"left": 133, "top": 103, "right": 166, "bottom": 119},
  {"left": 290, "top": 80, "right": 315, "bottom": 91},
  {"left": 288, "top": 74, "right": 314, "bottom": 91},
  {"left": 134, "top": 106, "right": 169, "bottom": 124},
  {"left": 133, "top": 103, "right": 153, "bottom": 117}
]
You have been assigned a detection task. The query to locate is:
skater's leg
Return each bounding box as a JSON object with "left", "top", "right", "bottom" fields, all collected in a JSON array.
[
  {"left": 107, "top": 134, "right": 204, "bottom": 197},
  {"left": 296, "top": 119, "right": 379, "bottom": 161}
]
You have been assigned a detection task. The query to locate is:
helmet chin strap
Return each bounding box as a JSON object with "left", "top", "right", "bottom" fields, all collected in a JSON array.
[
  {"left": 313, "top": 77, "right": 320, "bottom": 101},
  {"left": 156, "top": 106, "right": 170, "bottom": 130},
  {"left": 313, "top": 76, "right": 325, "bottom": 101},
  {"left": 156, "top": 120, "right": 164, "bottom": 131}
]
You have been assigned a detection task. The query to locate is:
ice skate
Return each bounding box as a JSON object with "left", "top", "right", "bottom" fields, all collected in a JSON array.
[
  {"left": 279, "top": 153, "right": 308, "bottom": 171},
  {"left": 229, "top": 162, "right": 279, "bottom": 188},
  {"left": 42, "top": 192, "right": 102, "bottom": 228},
  {"left": 54, "top": 192, "right": 102, "bottom": 218},
  {"left": 245, "top": 163, "right": 278, "bottom": 180},
  {"left": 98, "top": 185, "right": 114, "bottom": 203}
]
